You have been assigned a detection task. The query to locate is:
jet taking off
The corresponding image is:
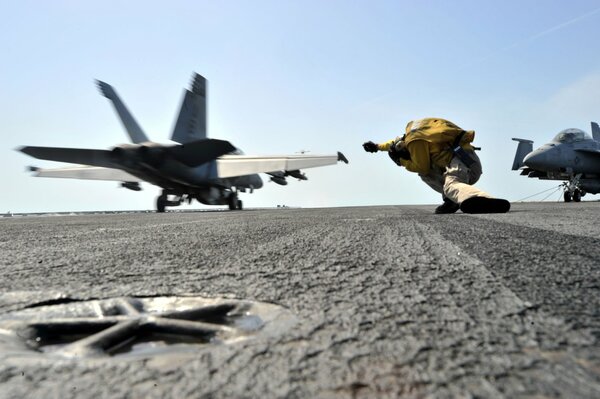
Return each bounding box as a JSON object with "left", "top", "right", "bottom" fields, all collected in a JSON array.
[
  {"left": 512, "top": 122, "right": 600, "bottom": 202},
  {"left": 19, "top": 73, "right": 348, "bottom": 212}
]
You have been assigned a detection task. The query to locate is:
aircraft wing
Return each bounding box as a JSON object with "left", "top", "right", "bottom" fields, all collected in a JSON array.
[
  {"left": 19, "top": 139, "right": 236, "bottom": 168},
  {"left": 28, "top": 165, "right": 142, "bottom": 182},
  {"left": 216, "top": 152, "right": 348, "bottom": 179},
  {"left": 19, "top": 146, "right": 116, "bottom": 168}
]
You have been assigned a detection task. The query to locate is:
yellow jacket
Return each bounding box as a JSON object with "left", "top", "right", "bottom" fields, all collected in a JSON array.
[{"left": 377, "top": 118, "right": 475, "bottom": 175}]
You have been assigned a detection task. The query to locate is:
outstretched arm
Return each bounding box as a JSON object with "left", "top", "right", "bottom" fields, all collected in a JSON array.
[{"left": 363, "top": 139, "right": 396, "bottom": 153}]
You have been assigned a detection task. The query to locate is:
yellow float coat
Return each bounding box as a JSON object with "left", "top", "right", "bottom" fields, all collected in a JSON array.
[{"left": 377, "top": 118, "right": 475, "bottom": 175}]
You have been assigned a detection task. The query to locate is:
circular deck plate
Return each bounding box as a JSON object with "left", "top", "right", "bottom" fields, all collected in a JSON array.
[{"left": 0, "top": 296, "right": 296, "bottom": 360}]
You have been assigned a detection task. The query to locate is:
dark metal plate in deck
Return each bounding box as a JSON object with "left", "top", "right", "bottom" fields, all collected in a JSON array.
[{"left": 0, "top": 296, "right": 296, "bottom": 360}]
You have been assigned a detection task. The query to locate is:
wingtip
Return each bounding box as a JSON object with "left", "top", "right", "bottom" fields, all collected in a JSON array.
[
  {"left": 337, "top": 151, "right": 349, "bottom": 164},
  {"left": 16, "top": 146, "right": 31, "bottom": 154}
]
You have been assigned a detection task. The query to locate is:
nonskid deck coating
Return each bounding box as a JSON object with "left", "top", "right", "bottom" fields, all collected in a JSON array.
[{"left": 0, "top": 203, "right": 599, "bottom": 398}]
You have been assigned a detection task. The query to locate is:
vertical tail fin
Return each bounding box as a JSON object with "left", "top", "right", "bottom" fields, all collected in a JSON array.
[
  {"left": 511, "top": 138, "right": 534, "bottom": 170},
  {"left": 96, "top": 80, "right": 149, "bottom": 144},
  {"left": 591, "top": 122, "right": 600, "bottom": 141},
  {"left": 171, "top": 73, "right": 207, "bottom": 144}
]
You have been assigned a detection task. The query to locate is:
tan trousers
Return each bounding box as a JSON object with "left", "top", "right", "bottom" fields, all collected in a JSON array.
[{"left": 419, "top": 151, "right": 491, "bottom": 204}]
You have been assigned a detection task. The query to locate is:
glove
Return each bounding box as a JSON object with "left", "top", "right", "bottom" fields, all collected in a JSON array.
[{"left": 362, "top": 141, "right": 379, "bottom": 153}]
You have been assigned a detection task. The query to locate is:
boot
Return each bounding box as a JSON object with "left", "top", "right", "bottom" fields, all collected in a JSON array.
[
  {"left": 435, "top": 197, "right": 460, "bottom": 214},
  {"left": 460, "top": 196, "right": 510, "bottom": 214}
]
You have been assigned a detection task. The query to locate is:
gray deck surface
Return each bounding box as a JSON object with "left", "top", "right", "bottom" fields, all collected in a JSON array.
[{"left": 0, "top": 203, "right": 599, "bottom": 398}]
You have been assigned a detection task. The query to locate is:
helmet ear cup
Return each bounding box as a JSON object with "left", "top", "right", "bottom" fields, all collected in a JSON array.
[{"left": 388, "top": 140, "right": 411, "bottom": 165}]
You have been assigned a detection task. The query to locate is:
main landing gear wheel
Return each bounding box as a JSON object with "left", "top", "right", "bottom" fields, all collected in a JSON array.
[
  {"left": 156, "top": 192, "right": 184, "bottom": 212},
  {"left": 228, "top": 194, "right": 243, "bottom": 211},
  {"left": 157, "top": 195, "right": 167, "bottom": 213},
  {"left": 228, "top": 194, "right": 237, "bottom": 211}
]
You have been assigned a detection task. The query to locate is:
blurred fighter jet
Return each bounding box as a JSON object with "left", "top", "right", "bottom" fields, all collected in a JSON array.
[
  {"left": 512, "top": 122, "right": 600, "bottom": 202},
  {"left": 19, "top": 73, "right": 348, "bottom": 212}
]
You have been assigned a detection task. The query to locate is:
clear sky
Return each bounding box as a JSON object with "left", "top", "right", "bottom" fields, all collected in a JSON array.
[{"left": 2, "top": 0, "right": 600, "bottom": 212}]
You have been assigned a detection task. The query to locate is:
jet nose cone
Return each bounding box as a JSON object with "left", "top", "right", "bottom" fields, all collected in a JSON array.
[{"left": 523, "top": 150, "right": 550, "bottom": 171}]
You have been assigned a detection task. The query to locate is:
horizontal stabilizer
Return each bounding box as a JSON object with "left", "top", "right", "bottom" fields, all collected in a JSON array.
[
  {"left": 511, "top": 138, "right": 533, "bottom": 170},
  {"left": 19, "top": 146, "right": 116, "bottom": 168},
  {"left": 28, "top": 165, "right": 142, "bottom": 182},
  {"left": 96, "top": 80, "right": 149, "bottom": 144},
  {"left": 168, "top": 138, "right": 235, "bottom": 167},
  {"left": 592, "top": 122, "right": 600, "bottom": 141},
  {"left": 171, "top": 73, "right": 207, "bottom": 144},
  {"left": 216, "top": 153, "right": 343, "bottom": 179},
  {"left": 519, "top": 167, "right": 533, "bottom": 176}
]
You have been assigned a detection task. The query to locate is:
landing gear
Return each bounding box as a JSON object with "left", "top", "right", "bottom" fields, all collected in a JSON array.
[
  {"left": 562, "top": 174, "right": 583, "bottom": 203},
  {"left": 157, "top": 194, "right": 167, "bottom": 212},
  {"left": 228, "top": 193, "right": 243, "bottom": 210},
  {"left": 156, "top": 191, "right": 184, "bottom": 212},
  {"left": 228, "top": 193, "right": 237, "bottom": 210}
]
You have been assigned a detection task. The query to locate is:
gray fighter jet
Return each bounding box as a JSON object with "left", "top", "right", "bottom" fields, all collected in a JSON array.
[
  {"left": 512, "top": 122, "right": 600, "bottom": 202},
  {"left": 19, "top": 73, "right": 348, "bottom": 212}
]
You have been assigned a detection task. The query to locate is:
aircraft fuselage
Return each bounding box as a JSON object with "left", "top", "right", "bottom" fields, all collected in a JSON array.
[
  {"left": 523, "top": 140, "right": 600, "bottom": 175},
  {"left": 514, "top": 127, "right": 600, "bottom": 197},
  {"left": 118, "top": 143, "right": 263, "bottom": 205}
]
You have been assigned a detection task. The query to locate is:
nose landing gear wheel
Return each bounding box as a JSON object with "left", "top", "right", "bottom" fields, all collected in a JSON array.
[
  {"left": 573, "top": 189, "right": 582, "bottom": 202},
  {"left": 564, "top": 192, "right": 572, "bottom": 202}
]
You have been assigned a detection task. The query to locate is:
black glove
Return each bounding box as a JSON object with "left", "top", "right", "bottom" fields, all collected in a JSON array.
[{"left": 363, "top": 141, "right": 379, "bottom": 153}]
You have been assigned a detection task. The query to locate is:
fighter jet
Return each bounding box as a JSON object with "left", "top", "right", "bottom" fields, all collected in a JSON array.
[
  {"left": 19, "top": 73, "right": 348, "bottom": 212},
  {"left": 512, "top": 122, "right": 600, "bottom": 202}
]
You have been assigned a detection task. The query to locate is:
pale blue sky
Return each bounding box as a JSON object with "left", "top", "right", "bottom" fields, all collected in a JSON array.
[{"left": 2, "top": 1, "right": 600, "bottom": 212}]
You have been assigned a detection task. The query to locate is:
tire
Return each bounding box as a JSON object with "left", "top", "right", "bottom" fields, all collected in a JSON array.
[
  {"left": 573, "top": 189, "right": 581, "bottom": 202},
  {"left": 564, "top": 192, "right": 572, "bottom": 202},
  {"left": 237, "top": 199, "right": 243, "bottom": 210},
  {"left": 228, "top": 194, "right": 237, "bottom": 211},
  {"left": 156, "top": 196, "right": 166, "bottom": 213}
]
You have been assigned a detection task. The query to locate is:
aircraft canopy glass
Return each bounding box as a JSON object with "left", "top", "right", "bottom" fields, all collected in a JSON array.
[{"left": 552, "top": 128, "right": 591, "bottom": 143}]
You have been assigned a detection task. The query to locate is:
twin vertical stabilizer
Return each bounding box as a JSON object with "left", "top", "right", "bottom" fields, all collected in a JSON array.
[
  {"left": 97, "top": 73, "right": 207, "bottom": 145},
  {"left": 511, "top": 138, "right": 534, "bottom": 170},
  {"left": 170, "top": 73, "right": 207, "bottom": 144},
  {"left": 96, "top": 80, "right": 149, "bottom": 144}
]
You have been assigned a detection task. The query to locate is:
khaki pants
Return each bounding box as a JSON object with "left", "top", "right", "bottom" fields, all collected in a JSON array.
[{"left": 419, "top": 151, "right": 491, "bottom": 204}]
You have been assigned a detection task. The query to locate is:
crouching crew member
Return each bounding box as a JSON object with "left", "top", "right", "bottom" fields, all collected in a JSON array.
[{"left": 363, "top": 118, "right": 510, "bottom": 214}]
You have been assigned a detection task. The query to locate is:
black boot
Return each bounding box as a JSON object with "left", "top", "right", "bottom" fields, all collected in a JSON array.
[
  {"left": 460, "top": 196, "right": 510, "bottom": 214},
  {"left": 435, "top": 197, "right": 460, "bottom": 214}
]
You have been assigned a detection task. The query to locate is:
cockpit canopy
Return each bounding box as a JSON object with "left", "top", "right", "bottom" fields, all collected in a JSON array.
[{"left": 552, "top": 128, "right": 592, "bottom": 143}]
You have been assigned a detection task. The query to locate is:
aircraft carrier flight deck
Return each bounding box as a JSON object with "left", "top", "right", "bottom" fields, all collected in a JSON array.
[{"left": 1, "top": 203, "right": 599, "bottom": 398}]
